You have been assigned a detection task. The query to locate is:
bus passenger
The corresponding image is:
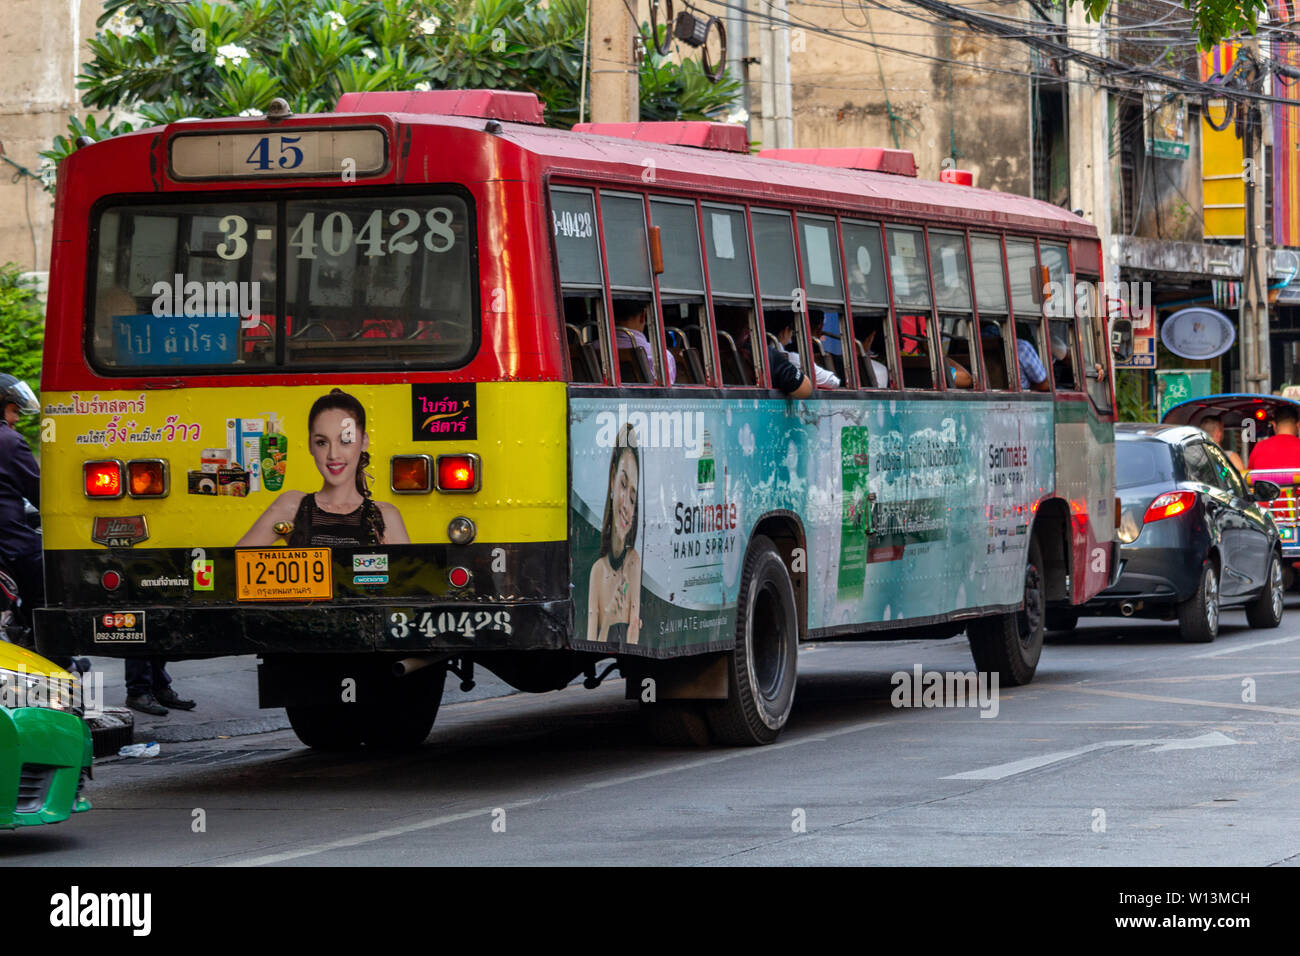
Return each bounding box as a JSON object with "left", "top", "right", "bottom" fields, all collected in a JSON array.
[
  {"left": 237, "top": 389, "right": 409, "bottom": 548},
  {"left": 614, "top": 299, "right": 675, "bottom": 384},
  {"left": 587, "top": 424, "right": 642, "bottom": 645},
  {"left": 1200, "top": 416, "right": 1246, "bottom": 473},
  {"left": 764, "top": 312, "right": 814, "bottom": 398},
  {"left": 1248, "top": 408, "right": 1300, "bottom": 471},
  {"left": 983, "top": 323, "right": 1049, "bottom": 391}
]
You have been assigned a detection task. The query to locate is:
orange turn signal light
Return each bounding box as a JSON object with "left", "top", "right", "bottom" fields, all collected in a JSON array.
[
  {"left": 127, "top": 459, "right": 168, "bottom": 497},
  {"left": 84, "top": 460, "right": 124, "bottom": 498},
  {"left": 436, "top": 454, "right": 480, "bottom": 493},
  {"left": 391, "top": 454, "right": 432, "bottom": 493}
]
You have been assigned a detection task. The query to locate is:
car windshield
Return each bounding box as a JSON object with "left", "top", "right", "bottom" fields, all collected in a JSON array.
[{"left": 1117, "top": 439, "right": 1175, "bottom": 489}]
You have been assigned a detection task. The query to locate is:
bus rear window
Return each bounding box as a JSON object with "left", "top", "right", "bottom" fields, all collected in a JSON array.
[{"left": 88, "top": 193, "right": 476, "bottom": 372}]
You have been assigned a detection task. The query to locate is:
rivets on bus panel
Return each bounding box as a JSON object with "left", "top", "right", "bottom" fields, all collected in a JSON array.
[
  {"left": 448, "top": 567, "right": 472, "bottom": 590},
  {"left": 447, "top": 516, "right": 476, "bottom": 545}
]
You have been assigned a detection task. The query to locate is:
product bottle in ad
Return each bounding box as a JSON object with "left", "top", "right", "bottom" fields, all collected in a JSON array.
[{"left": 261, "top": 413, "right": 287, "bottom": 492}]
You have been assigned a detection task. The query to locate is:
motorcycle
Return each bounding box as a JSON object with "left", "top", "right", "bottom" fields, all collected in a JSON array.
[{"left": 0, "top": 500, "right": 40, "bottom": 648}]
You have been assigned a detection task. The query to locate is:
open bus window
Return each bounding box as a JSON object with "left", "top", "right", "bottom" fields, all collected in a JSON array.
[
  {"left": 565, "top": 294, "right": 607, "bottom": 383},
  {"left": 650, "top": 197, "right": 712, "bottom": 386},
  {"left": 90, "top": 202, "right": 279, "bottom": 370},
  {"left": 852, "top": 310, "right": 891, "bottom": 388},
  {"left": 1049, "top": 318, "right": 1079, "bottom": 390},
  {"left": 753, "top": 209, "right": 811, "bottom": 381},
  {"left": 896, "top": 313, "right": 938, "bottom": 389},
  {"left": 939, "top": 313, "right": 978, "bottom": 389},
  {"left": 885, "top": 226, "right": 936, "bottom": 390},
  {"left": 284, "top": 196, "right": 473, "bottom": 367},
  {"left": 807, "top": 309, "right": 846, "bottom": 387},
  {"left": 602, "top": 193, "right": 667, "bottom": 385},
  {"left": 702, "top": 203, "right": 761, "bottom": 387}
]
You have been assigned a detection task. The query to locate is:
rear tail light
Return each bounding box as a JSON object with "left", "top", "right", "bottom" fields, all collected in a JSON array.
[
  {"left": 1143, "top": 490, "right": 1197, "bottom": 523},
  {"left": 391, "top": 454, "right": 432, "bottom": 493},
  {"left": 84, "top": 460, "right": 124, "bottom": 498},
  {"left": 101, "top": 570, "right": 122, "bottom": 591},
  {"left": 436, "top": 454, "right": 480, "bottom": 493},
  {"left": 127, "top": 459, "right": 168, "bottom": 497}
]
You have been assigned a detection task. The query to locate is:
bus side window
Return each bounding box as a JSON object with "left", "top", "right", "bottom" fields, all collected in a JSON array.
[
  {"left": 650, "top": 197, "right": 712, "bottom": 386},
  {"left": 601, "top": 192, "right": 666, "bottom": 385},
  {"left": 1075, "top": 276, "right": 1114, "bottom": 411},
  {"left": 971, "top": 234, "right": 1012, "bottom": 390},
  {"left": 550, "top": 186, "right": 609, "bottom": 383},
  {"left": 886, "top": 225, "right": 937, "bottom": 389},
  {"left": 798, "top": 215, "right": 848, "bottom": 388},
  {"left": 752, "top": 208, "right": 812, "bottom": 386},
  {"left": 1007, "top": 238, "right": 1050, "bottom": 390},
  {"left": 843, "top": 219, "right": 894, "bottom": 389},
  {"left": 703, "top": 203, "right": 761, "bottom": 386},
  {"left": 929, "top": 230, "right": 978, "bottom": 389},
  {"left": 1040, "top": 242, "right": 1079, "bottom": 391}
]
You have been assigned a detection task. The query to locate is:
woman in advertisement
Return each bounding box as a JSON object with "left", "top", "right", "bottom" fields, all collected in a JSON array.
[
  {"left": 237, "top": 389, "right": 409, "bottom": 547},
  {"left": 587, "top": 424, "right": 643, "bottom": 644}
]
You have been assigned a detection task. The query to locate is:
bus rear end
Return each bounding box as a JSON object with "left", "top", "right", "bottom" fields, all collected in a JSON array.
[{"left": 35, "top": 94, "right": 572, "bottom": 748}]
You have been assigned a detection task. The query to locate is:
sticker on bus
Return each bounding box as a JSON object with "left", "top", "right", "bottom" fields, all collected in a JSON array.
[{"left": 94, "top": 611, "right": 146, "bottom": 643}]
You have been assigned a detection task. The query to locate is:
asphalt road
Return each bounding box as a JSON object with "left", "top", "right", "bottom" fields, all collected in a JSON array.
[{"left": 7, "top": 603, "right": 1300, "bottom": 866}]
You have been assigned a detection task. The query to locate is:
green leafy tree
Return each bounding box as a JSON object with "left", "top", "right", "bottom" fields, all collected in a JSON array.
[
  {"left": 41, "top": 0, "right": 740, "bottom": 178},
  {"left": 1077, "top": 0, "right": 1267, "bottom": 51},
  {"left": 0, "top": 265, "right": 45, "bottom": 449}
]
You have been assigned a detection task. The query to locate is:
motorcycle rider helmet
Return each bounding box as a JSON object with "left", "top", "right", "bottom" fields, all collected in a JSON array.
[{"left": 0, "top": 374, "right": 38, "bottom": 416}]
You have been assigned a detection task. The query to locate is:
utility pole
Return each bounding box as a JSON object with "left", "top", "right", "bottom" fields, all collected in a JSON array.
[
  {"left": 589, "top": 0, "right": 638, "bottom": 123},
  {"left": 1239, "top": 38, "right": 1271, "bottom": 392},
  {"left": 754, "top": 0, "right": 794, "bottom": 148},
  {"left": 1065, "top": 3, "right": 1113, "bottom": 285}
]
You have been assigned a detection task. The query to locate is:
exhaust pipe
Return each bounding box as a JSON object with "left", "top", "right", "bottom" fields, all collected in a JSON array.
[
  {"left": 393, "top": 656, "right": 437, "bottom": 677},
  {"left": 1120, "top": 601, "right": 1137, "bottom": 617}
]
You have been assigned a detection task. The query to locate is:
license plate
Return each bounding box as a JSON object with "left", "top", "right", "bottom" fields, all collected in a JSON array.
[
  {"left": 236, "top": 548, "right": 332, "bottom": 601},
  {"left": 1282, "top": 526, "right": 1296, "bottom": 542}
]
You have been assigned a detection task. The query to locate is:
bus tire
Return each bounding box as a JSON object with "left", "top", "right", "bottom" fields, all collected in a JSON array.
[
  {"left": 286, "top": 703, "right": 364, "bottom": 751},
  {"left": 360, "top": 666, "right": 446, "bottom": 749},
  {"left": 640, "top": 701, "right": 712, "bottom": 746},
  {"left": 968, "top": 537, "right": 1045, "bottom": 686},
  {"left": 706, "top": 535, "right": 798, "bottom": 746}
]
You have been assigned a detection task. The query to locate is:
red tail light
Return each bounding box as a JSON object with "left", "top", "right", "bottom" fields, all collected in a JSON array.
[
  {"left": 127, "top": 459, "right": 168, "bottom": 497},
  {"left": 1143, "top": 491, "right": 1196, "bottom": 523},
  {"left": 436, "top": 454, "right": 480, "bottom": 493},
  {"left": 391, "top": 455, "right": 432, "bottom": 493},
  {"left": 84, "top": 460, "right": 124, "bottom": 498}
]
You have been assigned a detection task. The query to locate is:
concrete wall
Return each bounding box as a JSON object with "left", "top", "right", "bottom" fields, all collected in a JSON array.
[
  {"left": 641, "top": 0, "right": 1035, "bottom": 193},
  {"left": 0, "top": 0, "right": 101, "bottom": 273}
]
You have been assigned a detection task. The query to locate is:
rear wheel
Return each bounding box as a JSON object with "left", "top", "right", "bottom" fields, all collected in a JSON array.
[
  {"left": 1177, "top": 561, "right": 1219, "bottom": 643},
  {"left": 1245, "top": 552, "right": 1284, "bottom": 629},
  {"left": 968, "top": 537, "right": 1045, "bottom": 686},
  {"left": 287, "top": 666, "right": 445, "bottom": 750},
  {"left": 706, "top": 535, "right": 799, "bottom": 745}
]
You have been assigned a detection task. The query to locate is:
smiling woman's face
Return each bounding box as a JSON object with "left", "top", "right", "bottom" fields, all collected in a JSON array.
[
  {"left": 612, "top": 450, "right": 638, "bottom": 546},
  {"left": 310, "top": 408, "right": 369, "bottom": 490}
]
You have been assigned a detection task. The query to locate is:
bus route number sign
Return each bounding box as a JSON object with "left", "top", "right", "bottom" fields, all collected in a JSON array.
[
  {"left": 169, "top": 128, "right": 387, "bottom": 180},
  {"left": 236, "top": 548, "right": 333, "bottom": 601}
]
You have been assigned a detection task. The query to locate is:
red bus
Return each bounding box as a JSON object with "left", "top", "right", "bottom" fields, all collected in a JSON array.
[{"left": 36, "top": 90, "right": 1116, "bottom": 748}]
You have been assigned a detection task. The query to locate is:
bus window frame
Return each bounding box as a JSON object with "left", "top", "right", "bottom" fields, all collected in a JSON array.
[
  {"left": 842, "top": 218, "right": 899, "bottom": 390},
  {"left": 795, "top": 211, "right": 851, "bottom": 390},
  {"left": 82, "top": 185, "right": 482, "bottom": 378},
  {"left": 549, "top": 183, "right": 612, "bottom": 385},
  {"left": 649, "top": 193, "right": 717, "bottom": 388},
  {"left": 751, "top": 205, "right": 812, "bottom": 392},
  {"left": 598, "top": 188, "right": 666, "bottom": 387},
  {"left": 1038, "top": 238, "right": 1083, "bottom": 396},
  {"left": 700, "top": 200, "right": 762, "bottom": 389},
  {"left": 1074, "top": 270, "right": 1115, "bottom": 415},
  {"left": 884, "top": 223, "right": 939, "bottom": 391},
  {"left": 926, "top": 226, "right": 982, "bottom": 392}
]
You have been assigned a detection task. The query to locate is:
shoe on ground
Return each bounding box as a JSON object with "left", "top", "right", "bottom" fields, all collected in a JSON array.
[
  {"left": 154, "top": 686, "right": 196, "bottom": 711},
  {"left": 126, "top": 693, "right": 168, "bottom": 717}
]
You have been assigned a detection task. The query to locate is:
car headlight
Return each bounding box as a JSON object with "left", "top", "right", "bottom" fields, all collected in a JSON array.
[{"left": 0, "top": 666, "right": 78, "bottom": 712}]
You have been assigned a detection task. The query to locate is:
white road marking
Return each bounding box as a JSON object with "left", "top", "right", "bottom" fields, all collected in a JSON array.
[
  {"left": 942, "top": 731, "right": 1238, "bottom": 781},
  {"left": 221, "top": 714, "right": 895, "bottom": 866},
  {"left": 1191, "top": 633, "right": 1300, "bottom": 659}
]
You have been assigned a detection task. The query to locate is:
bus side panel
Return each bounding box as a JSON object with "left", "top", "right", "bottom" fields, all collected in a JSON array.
[
  {"left": 1053, "top": 397, "right": 1117, "bottom": 604},
  {"left": 567, "top": 393, "right": 1054, "bottom": 660}
]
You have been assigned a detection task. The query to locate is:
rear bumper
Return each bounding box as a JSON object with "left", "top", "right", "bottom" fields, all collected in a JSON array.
[
  {"left": 0, "top": 707, "right": 93, "bottom": 829},
  {"left": 34, "top": 600, "right": 572, "bottom": 658},
  {"left": 1086, "top": 545, "right": 1202, "bottom": 609}
]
